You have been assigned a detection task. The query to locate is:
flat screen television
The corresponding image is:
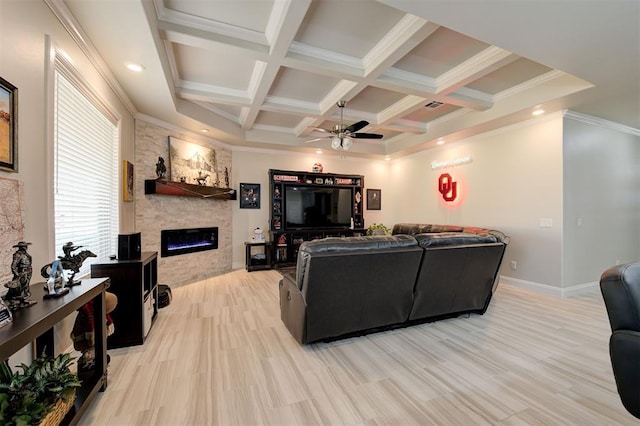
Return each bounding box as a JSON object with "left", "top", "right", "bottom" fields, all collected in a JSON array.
[{"left": 284, "top": 185, "right": 352, "bottom": 230}]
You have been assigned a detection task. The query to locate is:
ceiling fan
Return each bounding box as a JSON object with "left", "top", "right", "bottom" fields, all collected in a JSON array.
[{"left": 306, "top": 100, "right": 383, "bottom": 150}]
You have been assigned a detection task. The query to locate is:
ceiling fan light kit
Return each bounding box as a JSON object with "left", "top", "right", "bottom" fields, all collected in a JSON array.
[
  {"left": 307, "top": 100, "right": 383, "bottom": 151},
  {"left": 331, "top": 137, "right": 341, "bottom": 150},
  {"left": 331, "top": 136, "right": 353, "bottom": 150}
]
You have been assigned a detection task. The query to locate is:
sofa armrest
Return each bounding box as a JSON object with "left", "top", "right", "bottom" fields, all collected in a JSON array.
[
  {"left": 610, "top": 330, "right": 640, "bottom": 418},
  {"left": 279, "top": 274, "right": 307, "bottom": 344}
]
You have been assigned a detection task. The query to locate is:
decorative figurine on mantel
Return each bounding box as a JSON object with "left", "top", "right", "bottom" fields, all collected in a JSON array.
[
  {"left": 224, "top": 167, "right": 230, "bottom": 188},
  {"left": 155, "top": 156, "right": 167, "bottom": 179},
  {"left": 40, "top": 242, "right": 96, "bottom": 287},
  {"left": 195, "top": 170, "right": 209, "bottom": 186},
  {"left": 2, "top": 241, "right": 37, "bottom": 311}
]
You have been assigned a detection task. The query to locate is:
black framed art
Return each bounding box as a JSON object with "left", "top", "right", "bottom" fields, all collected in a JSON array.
[
  {"left": 0, "top": 76, "right": 18, "bottom": 172},
  {"left": 367, "top": 189, "right": 381, "bottom": 210},
  {"left": 240, "top": 183, "right": 260, "bottom": 209}
]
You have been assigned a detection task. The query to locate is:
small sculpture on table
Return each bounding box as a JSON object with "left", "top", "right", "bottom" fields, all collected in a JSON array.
[
  {"left": 40, "top": 242, "right": 96, "bottom": 287},
  {"left": 44, "top": 259, "right": 70, "bottom": 299},
  {"left": 2, "top": 241, "right": 37, "bottom": 311},
  {"left": 155, "top": 156, "right": 167, "bottom": 179}
]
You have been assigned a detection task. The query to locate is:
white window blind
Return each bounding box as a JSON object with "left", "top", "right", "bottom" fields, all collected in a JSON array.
[{"left": 53, "top": 69, "right": 118, "bottom": 277}]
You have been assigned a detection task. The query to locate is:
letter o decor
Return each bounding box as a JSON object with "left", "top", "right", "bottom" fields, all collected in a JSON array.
[{"left": 438, "top": 173, "right": 458, "bottom": 202}]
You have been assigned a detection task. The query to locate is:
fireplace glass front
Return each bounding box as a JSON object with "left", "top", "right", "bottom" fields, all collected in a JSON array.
[{"left": 161, "top": 227, "right": 218, "bottom": 257}]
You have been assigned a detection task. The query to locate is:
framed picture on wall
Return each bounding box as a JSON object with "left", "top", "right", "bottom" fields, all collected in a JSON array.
[
  {"left": 168, "top": 136, "right": 217, "bottom": 186},
  {"left": 367, "top": 189, "right": 381, "bottom": 210},
  {"left": 0, "top": 76, "right": 18, "bottom": 172},
  {"left": 240, "top": 183, "right": 260, "bottom": 209},
  {"left": 123, "top": 160, "right": 134, "bottom": 202}
]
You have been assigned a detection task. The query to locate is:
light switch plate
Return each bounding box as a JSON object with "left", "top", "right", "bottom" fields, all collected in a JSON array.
[{"left": 539, "top": 218, "right": 553, "bottom": 227}]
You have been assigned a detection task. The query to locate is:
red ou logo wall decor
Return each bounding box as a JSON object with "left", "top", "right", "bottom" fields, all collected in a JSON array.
[{"left": 438, "top": 173, "right": 458, "bottom": 202}]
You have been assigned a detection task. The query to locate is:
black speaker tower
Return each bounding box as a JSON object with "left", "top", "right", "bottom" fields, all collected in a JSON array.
[{"left": 118, "top": 232, "right": 141, "bottom": 260}]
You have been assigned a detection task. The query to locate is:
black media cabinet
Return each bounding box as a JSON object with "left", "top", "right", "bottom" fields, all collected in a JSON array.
[{"left": 269, "top": 169, "right": 366, "bottom": 268}]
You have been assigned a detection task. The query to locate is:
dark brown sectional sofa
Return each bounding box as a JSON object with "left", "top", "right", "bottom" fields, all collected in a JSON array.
[{"left": 279, "top": 224, "right": 509, "bottom": 344}]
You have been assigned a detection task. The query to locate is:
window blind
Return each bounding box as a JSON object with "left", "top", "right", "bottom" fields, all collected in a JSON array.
[{"left": 53, "top": 70, "right": 118, "bottom": 277}]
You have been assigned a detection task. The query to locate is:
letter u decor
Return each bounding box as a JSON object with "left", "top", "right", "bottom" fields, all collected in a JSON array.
[{"left": 438, "top": 173, "right": 457, "bottom": 202}]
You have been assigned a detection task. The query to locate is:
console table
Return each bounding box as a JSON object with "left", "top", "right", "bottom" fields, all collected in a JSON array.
[{"left": 0, "top": 277, "right": 110, "bottom": 425}]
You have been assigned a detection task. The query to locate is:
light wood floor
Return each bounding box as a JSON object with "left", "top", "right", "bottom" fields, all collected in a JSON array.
[{"left": 79, "top": 269, "right": 636, "bottom": 425}]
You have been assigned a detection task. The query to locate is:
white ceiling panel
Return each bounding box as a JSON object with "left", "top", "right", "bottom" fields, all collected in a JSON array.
[
  {"left": 268, "top": 67, "right": 340, "bottom": 103},
  {"left": 172, "top": 43, "right": 255, "bottom": 89}
]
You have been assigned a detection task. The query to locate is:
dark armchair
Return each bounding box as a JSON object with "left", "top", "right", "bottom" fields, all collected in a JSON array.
[{"left": 599, "top": 262, "right": 640, "bottom": 419}]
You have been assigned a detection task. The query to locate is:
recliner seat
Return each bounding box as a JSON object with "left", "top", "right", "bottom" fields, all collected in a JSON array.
[{"left": 600, "top": 262, "right": 640, "bottom": 419}]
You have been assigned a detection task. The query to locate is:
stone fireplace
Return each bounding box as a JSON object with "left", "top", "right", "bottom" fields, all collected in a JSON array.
[{"left": 135, "top": 119, "right": 232, "bottom": 287}]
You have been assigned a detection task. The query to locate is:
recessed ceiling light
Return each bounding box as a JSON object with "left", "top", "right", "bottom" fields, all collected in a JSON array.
[
  {"left": 125, "top": 63, "right": 145, "bottom": 72},
  {"left": 384, "top": 156, "right": 391, "bottom": 161},
  {"left": 200, "top": 129, "right": 209, "bottom": 133},
  {"left": 532, "top": 108, "right": 545, "bottom": 116},
  {"left": 437, "top": 138, "right": 445, "bottom": 145},
  {"left": 316, "top": 149, "right": 322, "bottom": 154}
]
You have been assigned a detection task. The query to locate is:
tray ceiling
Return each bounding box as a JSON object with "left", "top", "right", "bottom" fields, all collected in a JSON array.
[{"left": 57, "top": 0, "right": 637, "bottom": 158}]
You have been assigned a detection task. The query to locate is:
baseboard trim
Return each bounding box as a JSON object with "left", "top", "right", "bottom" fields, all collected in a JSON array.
[
  {"left": 499, "top": 275, "right": 599, "bottom": 297},
  {"left": 232, "top": 261, "right": 245, "bottom": 270}
]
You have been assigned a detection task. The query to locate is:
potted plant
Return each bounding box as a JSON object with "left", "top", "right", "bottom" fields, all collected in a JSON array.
[
  {"left": 0, "top": 352, "right": 81, "bottom": 425},
  {"left": 367, "top": 223, "right": 391, "bottom": 236}
]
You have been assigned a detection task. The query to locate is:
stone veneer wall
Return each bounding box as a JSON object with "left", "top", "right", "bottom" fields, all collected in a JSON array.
[{"left": 135, "top": 119, "right": 233, "bottom": 287}]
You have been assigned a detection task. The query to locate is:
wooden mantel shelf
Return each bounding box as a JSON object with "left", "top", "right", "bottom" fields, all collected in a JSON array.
[{"left": 144, "top": 179, "right": 237, "bottom": 200}]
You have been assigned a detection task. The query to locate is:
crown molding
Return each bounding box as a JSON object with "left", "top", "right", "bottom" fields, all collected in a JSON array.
[
  {"left": 44, "top": 0, "right": 138, "bottom": 116},
  {"left": 135, "top": 114, "right": 233, "bottom": 151},
  {"left": 563, "top": 111, "right": 640, "bottom": 136}
]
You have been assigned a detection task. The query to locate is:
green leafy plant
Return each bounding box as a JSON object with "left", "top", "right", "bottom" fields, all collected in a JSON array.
[
  {"left": 366, "top": 223, "right": 391, "bottom": 236},
  {"left": 0, "top": 352, "right": 81, "bottom": 425}
]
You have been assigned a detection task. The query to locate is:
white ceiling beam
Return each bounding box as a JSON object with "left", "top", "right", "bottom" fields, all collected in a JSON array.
[{"left": 239, "top": 0, "right": 313, "bottom": 130}]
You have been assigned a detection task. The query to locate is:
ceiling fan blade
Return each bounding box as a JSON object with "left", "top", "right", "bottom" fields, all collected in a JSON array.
[
  {"left": 352, "top": 132, "right": 383, "bottom": 139},
  {"left": 305, "top": 137, "right": 331, "bottom": 144},
  {"left": 309, "top": 127, "right": 332, "bottom": 133},
  {"left": 344, "top": 120, "right": 369, "bottom": 133}
]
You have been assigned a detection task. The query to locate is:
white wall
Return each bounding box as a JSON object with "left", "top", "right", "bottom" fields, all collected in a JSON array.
[
  {"left": 388, "top": 115, "right": 564, "bottom": 289},
  {"left": 562, "top": 116, "right": 640, "bottom": 287},
  {"left": 231, "top": 150, "right": 391, "bottom": 268},
  {"left": 0, "top": 1, "right": 136, "bottom": 354}
]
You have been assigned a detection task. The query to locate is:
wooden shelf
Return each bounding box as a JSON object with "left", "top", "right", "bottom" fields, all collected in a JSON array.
[
  {"left": 0, "top": 278, "right": 110, "bottom": 425},
  {"left": 144, "top": 179, "right": 237, "bottom": 200}
]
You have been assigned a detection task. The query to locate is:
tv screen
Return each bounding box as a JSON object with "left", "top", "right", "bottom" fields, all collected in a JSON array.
[{"left": 284, "top": 185, "right": 352, "bottom": 229}]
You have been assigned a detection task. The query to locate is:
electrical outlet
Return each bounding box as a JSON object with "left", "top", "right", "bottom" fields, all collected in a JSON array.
[{"left": 510, "top": 260, "right": 517, "bottom": 270}]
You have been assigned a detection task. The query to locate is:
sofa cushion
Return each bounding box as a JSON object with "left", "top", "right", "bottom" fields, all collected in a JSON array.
[
  {"left": 394, "top": 223, "right": 509, "bottom": 244},
  {"left": 299, "top": 234, "right": 418, "bottom": 253},
  {"left": 415, "top": 232, "right": 498, "bottom": 248},
  {"left": 392, "top": 223, "right": 432, "bottom": 235},
  {"left": 429, "top": 224, "right": 464, "bottom": 233},
  {"left": 392, "top": 223, "right": 466, "bottom": 235}
]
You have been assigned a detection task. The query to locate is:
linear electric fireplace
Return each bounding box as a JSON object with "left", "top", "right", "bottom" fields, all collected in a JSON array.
[{"left": 161, "top": 227, "right": 218, "bottom": 257}]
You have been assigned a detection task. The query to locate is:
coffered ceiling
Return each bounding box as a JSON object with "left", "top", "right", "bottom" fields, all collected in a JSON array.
[{"left": 54, "top": 0, "right": 639, "bottom": 158}]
